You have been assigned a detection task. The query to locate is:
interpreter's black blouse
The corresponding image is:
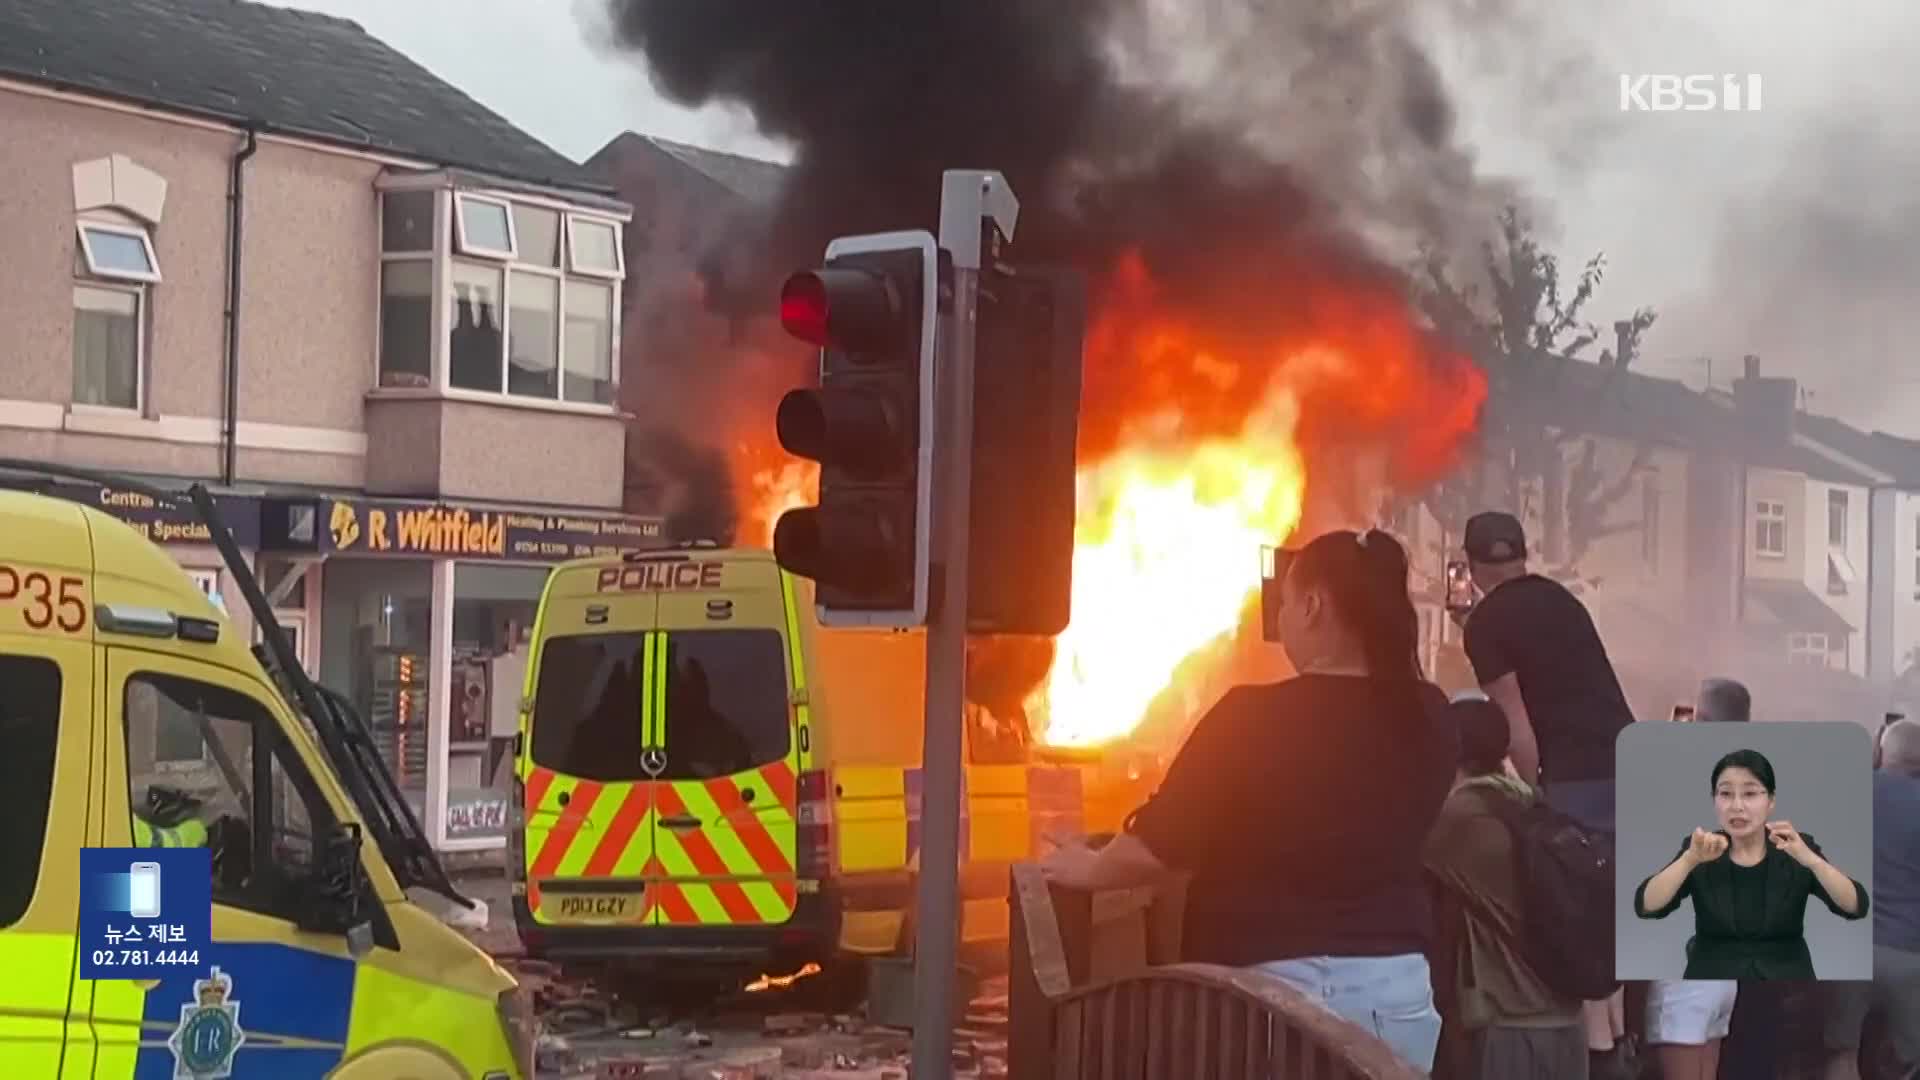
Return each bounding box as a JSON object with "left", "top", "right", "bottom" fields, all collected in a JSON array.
[{"left": 1632, "top": 832, "right": 1869, "bottom": 980}]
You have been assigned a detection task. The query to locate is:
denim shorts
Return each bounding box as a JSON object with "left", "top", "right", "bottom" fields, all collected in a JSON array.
[
  {"left": 1249, "top": 952, "right": 1442, "bottom": 1072},
  {"left": 1645, "top": 979, "right": 1738, "bottom": 1045}
]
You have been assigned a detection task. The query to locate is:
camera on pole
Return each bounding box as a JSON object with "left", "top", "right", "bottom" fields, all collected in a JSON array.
[{"left": 772, "top": 231, "right": 940, "bottom": 628}]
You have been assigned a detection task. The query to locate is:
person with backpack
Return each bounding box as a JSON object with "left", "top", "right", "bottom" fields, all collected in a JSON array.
[
  {"left": 1426, "top": 695, "right": 1598, "bottom": 1078},
  {"left": 1455, "top": 510, "right": 1636, "bottom": 1077}
]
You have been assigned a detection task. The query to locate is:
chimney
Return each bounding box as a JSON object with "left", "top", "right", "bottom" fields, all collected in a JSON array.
[{"left": 1732, "top": 353, "right": 1797, "bottom": 447}]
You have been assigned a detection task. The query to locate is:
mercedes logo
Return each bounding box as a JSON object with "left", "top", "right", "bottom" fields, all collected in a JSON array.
[{"left": 641, "top": 749, "right": 667, "bottom": 777}]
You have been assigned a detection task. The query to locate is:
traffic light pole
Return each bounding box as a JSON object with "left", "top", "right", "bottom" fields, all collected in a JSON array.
[{"left": 912, "top": 169, "right": 1019, "bottom": 1080}]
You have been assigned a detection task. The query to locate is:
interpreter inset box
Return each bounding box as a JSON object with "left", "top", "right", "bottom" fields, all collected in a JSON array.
[{"left": 1614, "top": 720, "right": 1873, "bottom": 981}]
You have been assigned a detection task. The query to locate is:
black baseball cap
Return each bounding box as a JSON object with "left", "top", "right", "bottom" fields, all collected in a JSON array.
[{"left": 1463, "top": 511, "right": 1527, "bottom": 563}]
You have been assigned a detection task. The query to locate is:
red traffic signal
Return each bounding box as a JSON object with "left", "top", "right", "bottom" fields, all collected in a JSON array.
[{"left": 778, "top": 267, "right": 903, "bottom": 353}]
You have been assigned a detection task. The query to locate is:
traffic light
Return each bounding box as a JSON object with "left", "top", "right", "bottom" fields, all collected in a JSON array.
[
  {"left": 965, "top": 265, "right": 1085, "bottom": 636},
  {"left": 772, "top": 231, "right": 939, "bottom": 628}
]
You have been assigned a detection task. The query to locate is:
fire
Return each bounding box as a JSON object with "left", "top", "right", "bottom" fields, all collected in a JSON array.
[
  {"left": 735, "top": 251, "right": 1484, "bottom": 750},
  {"left": 1031, "top": 389, "right": 1306, "bottom": 746},
  {"left": 744, "top": 962, "right": 821, "bottom": 992}
]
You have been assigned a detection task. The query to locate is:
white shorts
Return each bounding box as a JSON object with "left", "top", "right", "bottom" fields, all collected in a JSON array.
[{"left": 1645, "top": 979, "right": 1739, "bottom": 1046}]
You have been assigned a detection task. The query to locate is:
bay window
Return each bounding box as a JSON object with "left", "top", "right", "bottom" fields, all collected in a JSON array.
[{"left": 376, "top": 184, "right": 625, "bottom": 407}]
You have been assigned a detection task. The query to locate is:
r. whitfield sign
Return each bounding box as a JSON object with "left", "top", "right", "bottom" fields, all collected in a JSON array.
[{"left": 320, "top": 498, "right": 664, "bottom": 561}]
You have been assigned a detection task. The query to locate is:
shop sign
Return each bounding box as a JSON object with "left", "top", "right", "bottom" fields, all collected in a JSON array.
[
  {"left": 2, "top": 480, "right": 262, "bottom": 548},
  {"left": 445, "top": 790, "right": 510, "bottom": 838},
  {"left": 265, "top": 496, "right": 665, "bottom": 562}
]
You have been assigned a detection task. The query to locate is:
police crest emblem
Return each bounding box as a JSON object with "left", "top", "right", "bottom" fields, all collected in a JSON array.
[{"left": 167, "top": 966, "right": 246, "bottom": 1079}]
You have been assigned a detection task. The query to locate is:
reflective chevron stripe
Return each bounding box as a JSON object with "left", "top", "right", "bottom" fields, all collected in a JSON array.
[{"left": 648, "top": 757, "right": 800, "bottom": 926}]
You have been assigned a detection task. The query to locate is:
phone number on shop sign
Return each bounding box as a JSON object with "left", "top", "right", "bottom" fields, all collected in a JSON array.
[{"left": 90, "top": 949, "right": 201, "bottom": 966}]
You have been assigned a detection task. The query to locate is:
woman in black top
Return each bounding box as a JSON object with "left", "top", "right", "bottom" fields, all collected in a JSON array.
[
  {"left": 1040, "top": 529, "right": 1456, "bottom": 1072},
  {"left": 1633, "top": 749, "right": 1869, "bottom": 980}
]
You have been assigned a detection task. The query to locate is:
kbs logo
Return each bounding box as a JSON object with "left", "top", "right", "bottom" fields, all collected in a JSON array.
[{"left": 1619, "top": 74, "right": 1762, "bottom": 112}]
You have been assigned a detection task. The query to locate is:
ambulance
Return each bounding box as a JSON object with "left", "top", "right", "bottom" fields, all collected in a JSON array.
[
  {"left": 0, "top": 461, "right": 529, "bottom": 1078},
  {"left": 510, "top": 545, "right": 1102, "bottom": 996}
]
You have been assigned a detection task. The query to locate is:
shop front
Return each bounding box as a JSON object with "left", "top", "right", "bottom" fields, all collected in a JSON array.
[
  {"left": 0, "top": 475, "right": 276, "bottom": 644},
  {"left": 264, "top": 494, "right": 666, "bottom": 852}
]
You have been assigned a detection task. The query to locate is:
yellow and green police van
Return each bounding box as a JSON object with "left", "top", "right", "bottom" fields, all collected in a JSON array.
[{"left": 0, "top": 461, "right": 530, "bottom": 1079}]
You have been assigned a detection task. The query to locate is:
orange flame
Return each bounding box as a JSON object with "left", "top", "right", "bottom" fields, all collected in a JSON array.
[{"left": 737, "top": 250, "right": 1484, "bottom": 749}]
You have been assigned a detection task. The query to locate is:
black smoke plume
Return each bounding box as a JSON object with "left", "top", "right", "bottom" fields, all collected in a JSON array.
[
  {"left": 594, "top": 0, "right": 1530, "bottom": 725},
  {"left": 597, "top": 1, "right": 1531, "bottom": 347}
]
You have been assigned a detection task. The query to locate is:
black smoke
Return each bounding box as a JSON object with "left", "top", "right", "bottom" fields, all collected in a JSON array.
[
  {"left": 593, "top": 0, "right": 1533, "bottom": 721},
  {"left": 599, "top": 1, "right": 1530, "bottom": 323}
]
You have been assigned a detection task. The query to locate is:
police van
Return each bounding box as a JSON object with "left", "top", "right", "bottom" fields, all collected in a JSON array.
[
  {"left": 510, "top": 545, "right": 1097, "bottom": 996},
  {"left": 0, "top": 461, "right": 528, "bottom": 1078}
]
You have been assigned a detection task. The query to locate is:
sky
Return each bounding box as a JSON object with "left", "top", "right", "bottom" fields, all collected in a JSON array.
[{"left": 270, "top": 0, "right": 1920, "bottom": 435}]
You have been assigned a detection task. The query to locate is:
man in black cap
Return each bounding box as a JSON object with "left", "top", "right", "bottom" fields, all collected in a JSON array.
[
  {"left": 1458, "top": 510, "right": 1638, "bottom": 1079},
  {"left": 1457, "top": 511, "right": 1635, "bottom": 806}
]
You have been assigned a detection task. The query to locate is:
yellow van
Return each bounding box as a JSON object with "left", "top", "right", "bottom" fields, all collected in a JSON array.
[
  {"left": 510, "top": 546, "right": 1099, "bottom": 995},
  {"left": 0, "top": 465, "right": 528, "bottom": 1079}
]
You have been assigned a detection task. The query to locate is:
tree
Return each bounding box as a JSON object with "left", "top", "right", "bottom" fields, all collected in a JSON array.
[{"left": 1401, "top": 205, "right": 1659, "bottom": 589}]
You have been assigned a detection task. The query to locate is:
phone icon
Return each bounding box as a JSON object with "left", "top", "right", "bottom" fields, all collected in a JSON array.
[
  {"left": 128, "top": 861, "right": 162, "bottom": 919},
  {"left": 1671, "top": 704, "right": 1697, "bottom": 723},
  {"left": 1444, "top": 560, "right": 1475, "bottom": 614}
]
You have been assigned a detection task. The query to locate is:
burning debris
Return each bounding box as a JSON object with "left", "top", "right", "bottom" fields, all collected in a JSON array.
[
  {"left": 744, "top": 963, "right": 822, "bottom": 994},
  {"left": 593, "top": 0, "right": 1502, "bottom": 747}
]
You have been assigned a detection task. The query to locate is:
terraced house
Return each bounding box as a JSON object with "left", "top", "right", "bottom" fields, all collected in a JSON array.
[{"left": 0, "top": 0, "right": 659, "bottom": 852}]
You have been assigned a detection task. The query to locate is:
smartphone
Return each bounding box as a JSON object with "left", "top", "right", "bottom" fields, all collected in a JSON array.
[
  {"left": 1671, "top": 704, "right": 1697, "bottom": 723},
  {"left": 1444, "top": 560, "right": 1474, "bottom": 614},
  {"left": 128, "top": 861, "right": 162, "bottom": 919},
  {"left": 1260, "top": 546, "right": 1297, "bottom": 643}
]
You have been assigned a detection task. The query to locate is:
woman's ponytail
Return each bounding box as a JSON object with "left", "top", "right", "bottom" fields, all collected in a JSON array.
[
  {"left": 1355, "top": 528, "right": 1423, "bottom": 681},
  {"left": 1290, "top": 527, "right": 1427, "bottom": 685}
]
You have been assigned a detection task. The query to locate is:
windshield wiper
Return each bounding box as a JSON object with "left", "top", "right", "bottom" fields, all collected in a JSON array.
[{"left": 0, "top": 459, "right": 470, "bottom": 909}]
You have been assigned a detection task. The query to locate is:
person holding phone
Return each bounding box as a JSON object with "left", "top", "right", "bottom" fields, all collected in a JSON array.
[
  {"left": 1634, "top": 749, "right": 1870, "bottom": 980},
  {"left": 1041, "top": 528, "right": 1456, "bottom": 1072}
]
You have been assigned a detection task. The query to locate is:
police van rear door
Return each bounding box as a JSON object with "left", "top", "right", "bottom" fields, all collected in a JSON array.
[
  {"left": 648, "top": 553, "right": 800, "bottom": 930},
  {"left": 521, "top": 561, "right": 656, "bottom": 928}
]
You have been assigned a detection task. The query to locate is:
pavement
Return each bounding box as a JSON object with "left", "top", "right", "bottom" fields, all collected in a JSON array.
[{"left": 421, "top": 861, "right": 1010, "bottom": 1079}]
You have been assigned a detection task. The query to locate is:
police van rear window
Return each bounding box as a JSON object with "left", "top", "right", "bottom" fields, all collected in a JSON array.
[
  {"left": 529, "top": 629, "right": 791, "bottom": 782},
  {"left": 659, "top": 629, "right": 789, "bottom": 780},
  {"left": 531, "top": 632, "right": 646, "bottom": 782},
  {"left": 0, "top": 655, "right": 60, "bottom": 928}
]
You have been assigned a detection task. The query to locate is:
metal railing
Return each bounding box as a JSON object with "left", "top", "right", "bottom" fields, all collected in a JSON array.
[{"left": 1008, "top": 863, "right": 1427, "bottom": 1080}]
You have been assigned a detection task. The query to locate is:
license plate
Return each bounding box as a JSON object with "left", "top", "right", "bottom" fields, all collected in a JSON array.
[{"left": 551, "top": 893, "right": 637, "bottom": 920}]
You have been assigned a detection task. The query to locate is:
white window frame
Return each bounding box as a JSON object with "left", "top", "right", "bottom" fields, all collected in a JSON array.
[
  {"left": 371, "top": 183, "right": 624, "bottom": 411},
  {"left": 71, "top": 281, "right": 147, "bottom": 414},
  {"left": 505, "top": 264, "right": 562, "bottom": 402},
  {"left": 1787, "top": 631, "right": 1830, "bottom": 667},
  {"left": 75, "top": 220, "right": 162, "bottom": 284},
  {"left": 558, "top": 276, "right": 619, "bottom": 406},
  {"left": 1828, "top": 488, "right": 1849, "bottom": 548},
  {"left": 1754, "top": 499, "right": 1787, "bottom": 558},
  {"left": 1912, "top": 513, "right": 1919, "bottom": 601},
  {"left": 448, "top": 257, "right": 508, "bottom": 395},
  {"left": 565, "top": 214, "right": 624, "bottom": 279},
  {"left": 453, "top": 193, "right": 518, "bottom": 261}
]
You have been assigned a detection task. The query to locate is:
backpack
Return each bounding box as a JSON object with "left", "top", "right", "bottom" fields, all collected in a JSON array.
[{"left": 1477, "top": 789, "right": 1619, "bottom": 1001}]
